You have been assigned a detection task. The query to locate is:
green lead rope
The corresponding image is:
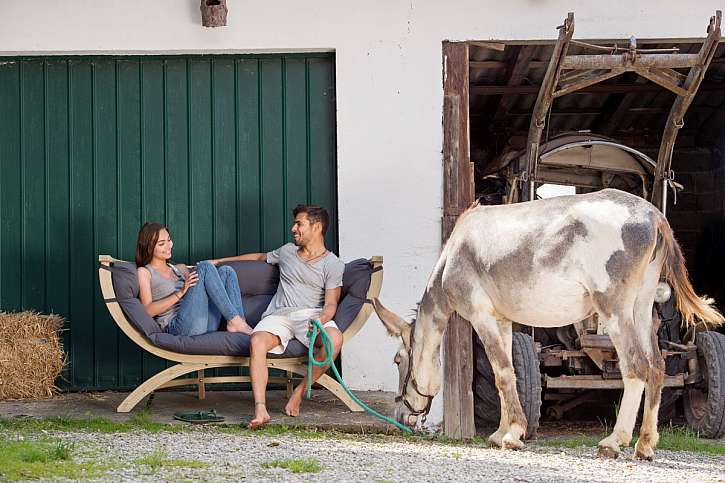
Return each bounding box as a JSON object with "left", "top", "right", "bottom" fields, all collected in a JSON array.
[{"left": 306, "top": 319, "right": 413, "bottom": 434}]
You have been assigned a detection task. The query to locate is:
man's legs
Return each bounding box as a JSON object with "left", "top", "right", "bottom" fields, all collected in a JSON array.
[
  {"left": 249, "top": 331, "right": 282, "bottom": 428},
  {"left": 285, "top": 326, "right": 343, "bottom": 417}
]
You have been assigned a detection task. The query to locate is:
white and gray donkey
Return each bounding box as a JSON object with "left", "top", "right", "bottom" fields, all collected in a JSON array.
[{"left": 373, "top": 188, "right": 723, "bottom": 460}]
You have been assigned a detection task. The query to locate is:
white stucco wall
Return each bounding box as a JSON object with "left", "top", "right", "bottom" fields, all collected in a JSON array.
[{"left": 2, "top": 0, "right": 721, "bottom": 426}]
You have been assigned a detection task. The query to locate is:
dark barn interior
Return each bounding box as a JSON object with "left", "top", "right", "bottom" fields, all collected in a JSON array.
[
  {"left": 466, "top": 39, "right": 725, "bottom": 430},
  {"left": 468, "top": 40, "right": 725, "bottom": 312}
]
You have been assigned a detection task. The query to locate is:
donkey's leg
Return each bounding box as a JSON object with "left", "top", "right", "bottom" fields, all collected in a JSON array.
[
  {"left": 470, "top": 316, "right": 527, "bottom": 450},
  {"left": 486, "top": 321, "right": 513, "bottom": 447},
  {"left": 597, "top": 316, "right": 649, "bottom": 459},
  {"left": 634, "top": 308, "right": 665, "bottom": 461}
]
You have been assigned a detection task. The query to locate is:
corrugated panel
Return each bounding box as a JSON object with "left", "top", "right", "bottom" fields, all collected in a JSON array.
[{"left": 0, "top": 54, "right": 337, "bottom": 390}]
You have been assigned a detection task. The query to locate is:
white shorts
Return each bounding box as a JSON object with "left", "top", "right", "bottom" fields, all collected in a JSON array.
[{"left": 252, "top": 308, "right": 339, "bottom": 355}]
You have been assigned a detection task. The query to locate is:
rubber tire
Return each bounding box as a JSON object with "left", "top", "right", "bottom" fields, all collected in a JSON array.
[
  {"left": 684, "top": 331, "right": 725, "bottom": 438},
  {"left": 473, "top": 332, "right": 542, "bottom": 438}
]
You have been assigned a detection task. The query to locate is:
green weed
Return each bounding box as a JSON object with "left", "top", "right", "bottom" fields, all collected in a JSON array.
[
  {"left": 261, "top": 457, "right": 323, "bottom": 473},
  {"left": 0, "top": 438, "right": 105, "bottom": 481}
]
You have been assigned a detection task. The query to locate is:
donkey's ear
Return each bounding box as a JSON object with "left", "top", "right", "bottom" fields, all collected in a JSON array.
[{"left": 372, "top": 298, "right": 412, "bottom": 340}]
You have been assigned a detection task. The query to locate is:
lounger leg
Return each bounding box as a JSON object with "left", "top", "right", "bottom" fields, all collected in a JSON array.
[
  {"left": 281, "top": 364, "right": 363, "bottom": 412},
  {"left": 117, "top": 363, "right": 207, "bottom": 413},
  {"left": 197, "top": 370, "right": 206, "bottom": 400},
  {"left": 286, "top": 370, "right": 293, "bottom": 398},
  {"left": 314, "top": 374, "right": 364, "bottom": 412}
]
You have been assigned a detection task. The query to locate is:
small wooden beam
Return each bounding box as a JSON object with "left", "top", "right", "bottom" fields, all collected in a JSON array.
[
  {"left": 553, "top": 68, "right": 624, "bottom": 97},
  {"left": 635, "top": 68, "right": 689, "bottom": 97},
  {"left": 561, "top": 53, "right": 701, "bottom": 70},
  {"left": 470, "top": 81, "right": 723, "bottom": 96},
  {"left": 470, "top": 60, "right": 551, "bottom": 70},
  {"left": 469, "top": 41, "right": 506, "bottom": 51}
]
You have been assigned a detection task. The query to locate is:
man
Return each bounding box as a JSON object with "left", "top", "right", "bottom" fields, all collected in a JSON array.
[{"left": 212, "top": 204, "right": 345, "bottom": 428}]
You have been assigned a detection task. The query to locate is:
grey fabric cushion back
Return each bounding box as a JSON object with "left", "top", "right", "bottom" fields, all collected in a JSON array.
[
  {"left": 110, "top": 261, "right": 162, "bottom": 336},
  {"left": 110, "top": 257, "right": 373, "bottom": 356}
]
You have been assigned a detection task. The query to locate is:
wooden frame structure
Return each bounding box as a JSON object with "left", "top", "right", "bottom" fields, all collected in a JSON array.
[
  {"left": 98, "top": 255, "right": 384, "bottom": 413},
  {"left": 524, "top": 11, "right": 721, "bottom": 207}
]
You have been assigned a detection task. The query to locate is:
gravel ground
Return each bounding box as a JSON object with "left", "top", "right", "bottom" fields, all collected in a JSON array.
[{"left": 3, "top": 428, "right": 724, "bottom": 482}]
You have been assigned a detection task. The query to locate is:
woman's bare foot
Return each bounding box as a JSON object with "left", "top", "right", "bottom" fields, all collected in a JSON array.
[
  {"left": 285, "top": 390, "right": 303, "bottom": 417},
  {"left": 227, "top": 316, "right": 253, "bottom": 335},
  {"left": 248, "top": 402, "right": 270, "bottom": 429}
]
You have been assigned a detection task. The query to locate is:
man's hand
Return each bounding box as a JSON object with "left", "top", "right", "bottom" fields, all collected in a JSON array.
[{"left": 207, "top": 259, "right": 221, "bottom": 266}]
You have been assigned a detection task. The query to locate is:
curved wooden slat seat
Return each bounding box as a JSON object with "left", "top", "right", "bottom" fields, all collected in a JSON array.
[{"left": 98, "top": 255, "right": 383, "bottom": 413}]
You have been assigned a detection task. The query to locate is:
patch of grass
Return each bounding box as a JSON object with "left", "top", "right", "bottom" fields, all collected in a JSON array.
[
  {"left": 657, "top": 426, "right": 725, "bottom": 455},
  {"left": 538, "top": 435, "right": 601, "bottom": 449},
  {"left": 261, "top": 457, "right": 323, "bottom": 474},
  {"left": 0, "top": 438, "right": 106, "bottom": 481},
  {"left": 0, "top": 413, "right": 182, "bottom": 434},
  {"left": 134, "top": 447, "right": 209, "bottom": 473},
  {"left": 537, "top": 426, "right": 725, "bottom": 455},
  {"left": 218, "top": 423, "right": 326, "bottom": 439}
]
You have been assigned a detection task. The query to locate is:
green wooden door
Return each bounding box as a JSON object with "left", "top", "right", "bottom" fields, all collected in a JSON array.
[{"left": 0, "top": 54, "right": 337, "bottom": 390}]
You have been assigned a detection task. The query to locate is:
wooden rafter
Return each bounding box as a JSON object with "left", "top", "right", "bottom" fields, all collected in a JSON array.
[
  {"left": 598, "top": 77, "right": 649, "bottom": 135},
  {"left": 470, "top": 81, "right": 724, "bottom": 96},
  {"left": 493, "top": 46, "right": 536, "bottom": 123}
]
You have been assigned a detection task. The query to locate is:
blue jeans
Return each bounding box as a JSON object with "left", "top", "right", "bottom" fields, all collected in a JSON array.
[{"left": 167, "top": 261, "right": 245, "bottom": 337}]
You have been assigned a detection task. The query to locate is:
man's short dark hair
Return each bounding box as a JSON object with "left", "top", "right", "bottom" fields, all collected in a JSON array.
[{"left": 293, "top": 204, "right": 330, "bottom": 235}]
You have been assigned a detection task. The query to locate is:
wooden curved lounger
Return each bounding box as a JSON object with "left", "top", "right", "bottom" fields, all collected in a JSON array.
[{"left": 98, "top": 255, "right": 383, "bottom": 413}]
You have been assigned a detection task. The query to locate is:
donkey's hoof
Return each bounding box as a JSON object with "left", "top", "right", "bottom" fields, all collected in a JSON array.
[
  {"left": 488, "top": 431, "right": 505, "bottom": 448},
  {"left": 634, "top": 441, "right": 654, "bottom": 461},
  {"left": 597, "top": 445, "right": 619, "bottom": 459},
  {"left": 501, "top": 434, "right": 524, "bottom": 450}
]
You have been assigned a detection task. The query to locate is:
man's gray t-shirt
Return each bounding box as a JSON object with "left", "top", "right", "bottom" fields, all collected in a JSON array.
[{"left": 262, "top": 243, "right": 345, "bottom": 318}]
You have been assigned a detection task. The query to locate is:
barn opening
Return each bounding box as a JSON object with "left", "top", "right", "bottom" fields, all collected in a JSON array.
[{"left": 464, "top": 33, "right": 725, "bottom": 431}]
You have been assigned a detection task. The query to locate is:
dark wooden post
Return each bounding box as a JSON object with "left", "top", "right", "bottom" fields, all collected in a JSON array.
[{"left": 441, "top": 41, "right": 475, "bottom": 439}]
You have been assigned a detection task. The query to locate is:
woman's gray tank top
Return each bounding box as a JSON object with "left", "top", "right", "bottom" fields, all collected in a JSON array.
[{"left": 146, "top": 264, "right": 185, "bottom": 329}]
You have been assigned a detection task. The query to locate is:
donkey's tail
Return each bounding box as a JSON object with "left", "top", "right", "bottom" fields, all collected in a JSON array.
[{"left": 657, "top": 216, "right": 724, "bottom": 328}]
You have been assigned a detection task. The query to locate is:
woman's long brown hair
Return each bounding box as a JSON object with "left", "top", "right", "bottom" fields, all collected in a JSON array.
[{"left": 135, "top": 222, "right": 169, "bottom": 267}]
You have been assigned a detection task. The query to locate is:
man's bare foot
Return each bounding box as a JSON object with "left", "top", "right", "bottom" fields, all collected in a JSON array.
[
  {"left": 285, "top": 392, "right": 303, "bottom": 417},
  {"left": 227, "top": 316, "right": 253, "bottom": 335},
  {"left": 248, "top": 402, "right": 270, "bottom": 429}
]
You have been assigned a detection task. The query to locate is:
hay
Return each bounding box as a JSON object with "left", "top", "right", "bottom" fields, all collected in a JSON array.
[{"left": 0, "top": 311, "right": 66, "bottom": 400}]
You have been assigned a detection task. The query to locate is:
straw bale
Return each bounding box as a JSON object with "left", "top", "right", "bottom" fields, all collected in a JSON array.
[{"left": 0, "top": 311, "right": 66, "bottom": 400}]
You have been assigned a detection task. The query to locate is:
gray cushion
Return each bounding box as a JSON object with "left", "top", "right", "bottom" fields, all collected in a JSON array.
[
  {"left": 110, "top": 261, "right": 162, "bottom": 336},
  {"left": 150, "top": 331, "right": 251, "bottom": 356},
  {"left": 110, "top": 257, "right": 373, "bottom": 357}
]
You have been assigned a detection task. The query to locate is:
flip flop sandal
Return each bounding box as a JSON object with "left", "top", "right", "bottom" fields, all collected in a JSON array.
[{"left": 173, "top": 409, "right": 225, "bottom": 424}]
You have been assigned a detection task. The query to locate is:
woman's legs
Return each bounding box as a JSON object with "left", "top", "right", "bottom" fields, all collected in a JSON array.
[
  {"left": 217, "top": 265, "right": 246, "bottom": 320},
  {"left": 167, "top": 281, "right": 212, "bottom": 337},
  {"left": 168, "top": 261, "right": 247, "bottom": 336}
]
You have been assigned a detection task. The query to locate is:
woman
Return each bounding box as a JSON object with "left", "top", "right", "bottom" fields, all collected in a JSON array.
[{"left": 135, "top": 222, "right": 252, "bottom": 336}]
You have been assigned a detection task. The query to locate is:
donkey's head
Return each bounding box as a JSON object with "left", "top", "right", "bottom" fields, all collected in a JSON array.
[{"left": 372, "top": 298, "right": 439, "bottom": 427}]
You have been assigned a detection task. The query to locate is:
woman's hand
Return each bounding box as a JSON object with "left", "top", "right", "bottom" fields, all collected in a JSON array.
[{"left": 179, "top": 271, "right": 199, "bottom": 297}]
